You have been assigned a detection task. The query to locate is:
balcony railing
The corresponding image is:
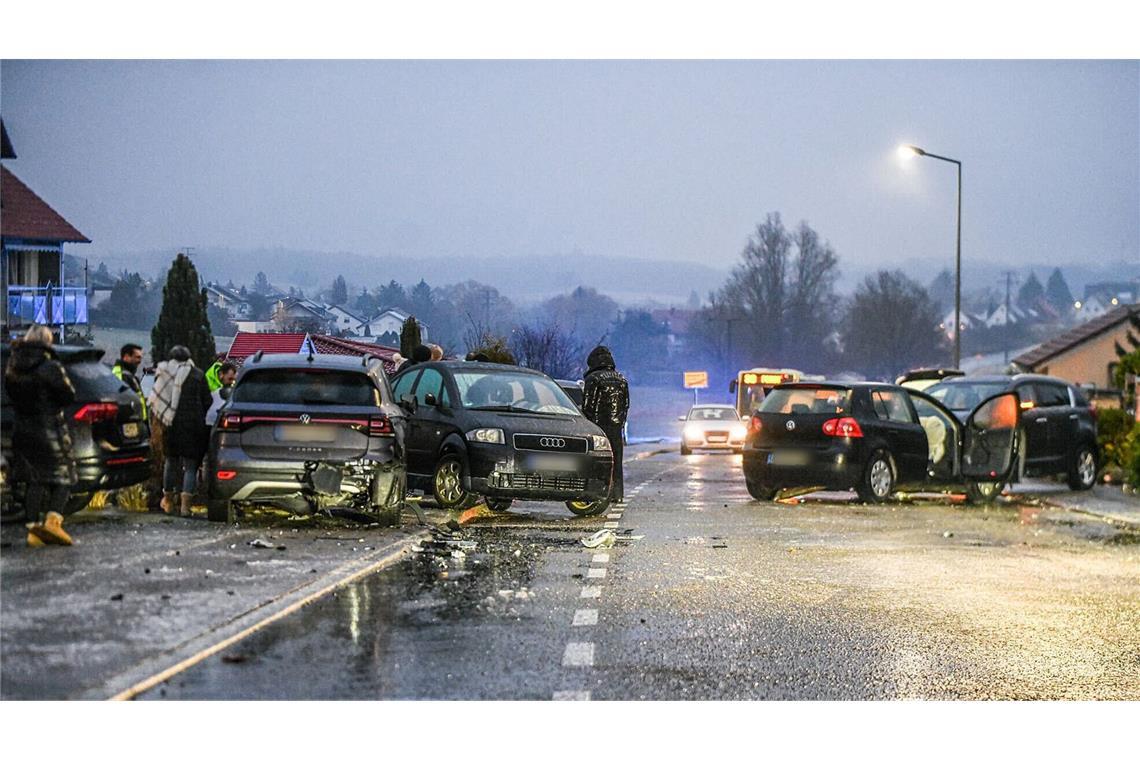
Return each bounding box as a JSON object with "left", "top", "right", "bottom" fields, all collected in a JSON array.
[{"left": 5, "top": 286, "right": 89, "bottom": 326}]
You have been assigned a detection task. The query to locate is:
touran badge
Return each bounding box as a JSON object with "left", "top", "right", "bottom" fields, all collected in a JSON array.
[
  {"left": 299, "top": 414, "right": 312, "bottom": 424},
  {"left": 539, "top": 437, "right": 567, "bottom": 448},
  {"left": 786, "top": 420, "right": 796, "bottom": 431}
]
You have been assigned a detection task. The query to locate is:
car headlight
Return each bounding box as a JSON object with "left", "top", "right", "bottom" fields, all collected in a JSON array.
[
  {"left": 466, "top": 428, "right": 505, "bottom": 444},
  {"left": 731, "top": 423, "right": 747, "bottom": 439},
  {"left": 684, "top": 423, "right": 702, "bottom": 441},
  {"left": 591, "top": 435, "right": 611, "bottom": 452}
]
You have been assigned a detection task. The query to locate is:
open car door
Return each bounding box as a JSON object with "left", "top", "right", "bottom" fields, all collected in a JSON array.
[{"left": 960, "top": 392, "right": 1020, "bottom": 481}]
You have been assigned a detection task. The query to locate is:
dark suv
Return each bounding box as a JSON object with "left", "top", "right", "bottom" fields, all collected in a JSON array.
[
  {"left": 926, "top": 374, "right": 1098, "bottom": 490},
  {"left": 1, "top": 345, "right": 151, "bottom": 517},
  {"left": 205, "top": 352, "right": 407, "bottom": 525}
]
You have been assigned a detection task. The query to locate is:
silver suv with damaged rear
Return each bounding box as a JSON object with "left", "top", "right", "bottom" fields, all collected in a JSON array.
[{"left": 205, "top": 352, "right": 407, "bottom": 525}]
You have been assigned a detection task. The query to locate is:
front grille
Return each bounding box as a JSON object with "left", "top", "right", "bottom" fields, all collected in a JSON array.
[
  {"left": 512, "top": 433, "right": 588, "bottom": 453},
  {"left": 495, "top": 472, "right": 587, "bottom": 491}
]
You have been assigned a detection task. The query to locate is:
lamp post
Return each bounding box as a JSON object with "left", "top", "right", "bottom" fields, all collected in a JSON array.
[{"left": 899, "top": 144, "right": 963, "bottom": 369}]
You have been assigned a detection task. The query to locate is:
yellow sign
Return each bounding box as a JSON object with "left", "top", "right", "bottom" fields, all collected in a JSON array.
[{"left": 683, "top": 371, "right": 709, "bottom": 389}]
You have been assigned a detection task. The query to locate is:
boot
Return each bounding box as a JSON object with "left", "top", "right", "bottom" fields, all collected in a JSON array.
[
  {"left": 179, "top": 492, "right": 194, "bottom": 518},
  {"left": 160, "top": 490, "right": 176, "bottom": 514},
  {"left": 30, "top": 511, "right": 73, "bottom": 546}
]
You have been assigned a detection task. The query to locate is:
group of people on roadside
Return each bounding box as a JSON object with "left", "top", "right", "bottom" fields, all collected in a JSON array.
[{"left": 5, "top": 324, "right": 238, "bottom": 547}]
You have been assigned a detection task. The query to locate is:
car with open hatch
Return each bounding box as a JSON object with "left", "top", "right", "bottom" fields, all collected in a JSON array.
[
  {"left": 924, "top": 373, "right": 1098, "bottom": 491},
  {"left": 741, "top": 382, "right": 1021, "bottom": 504},
  {"left": 2, "top": 344, "right": 151, "bottom": 518},
  {"left": 679, "top": 403, "right": 747, "bottom": 454},
  {"left": 204, "top": 351, "right": 407, "bottom": 525},
  {"left": 390, "top": 361, "right": 614, "bottom": 516}
]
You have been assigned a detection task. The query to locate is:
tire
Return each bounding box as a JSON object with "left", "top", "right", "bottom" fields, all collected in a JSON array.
[
  {"left": 856, "top": 450, "right": 895, "bottom": 503},
  {"left": 487, "top": 498, "right": 512, "bottom": 512},
  {"left": 371, "top": 468, "right": 406, "bottom": 527},
  {"left": 566, "top": 498, "right": 609, "bottom": 517},
  {"left": 1068, "top": 444, "right": 1097, "bottom": 491},
  {"left": 680, "top": 444, "right": 692, "bottom": 456},
  {"left": 965, "top": 480, "right": 1004, "bottom": 505},
  {"left": 432, "top": 455, "right": 478, "bottom": 509},
  {"left": 745, "top": 478, "right": 779, "bottom": 501},
  {"left": 207, "top": 497, "right": 233, "bottom": 523}
]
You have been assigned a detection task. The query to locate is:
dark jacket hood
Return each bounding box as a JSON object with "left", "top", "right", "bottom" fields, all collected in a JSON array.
[
  {"left": 586, "top": 346, "right": 615, "bottom": 373},
  {"left": 8, "top": 340, "right": 55, "bottom": 374}
]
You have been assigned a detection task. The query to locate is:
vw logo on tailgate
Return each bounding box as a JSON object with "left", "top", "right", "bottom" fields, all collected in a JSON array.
[
  {"left": 299, "top": 414, "right": 312, "bottom": 424},
  {"left": 539, "top": 436, "right": 567, "bottom": 449},
  {"left": 786, "top": 420, "right": 796, "bottom": 431}
]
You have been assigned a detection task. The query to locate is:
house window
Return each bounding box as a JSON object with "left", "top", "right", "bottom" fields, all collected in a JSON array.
[{"left": 1108, "top": 361, "right": 1120, "bottom": 389}]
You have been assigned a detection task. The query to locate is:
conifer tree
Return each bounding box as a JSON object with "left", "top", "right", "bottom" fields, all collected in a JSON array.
[
  {"left": 400, "top": 316, "right": 422, "bottom": 358},
  {"left": 151, "top": 253, "right": 215, "bottom": 368}
]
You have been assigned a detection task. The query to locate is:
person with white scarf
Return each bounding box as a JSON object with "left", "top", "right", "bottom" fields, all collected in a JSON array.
[{"left": 147, "top": 346, "right": 213, "bottom": 516}]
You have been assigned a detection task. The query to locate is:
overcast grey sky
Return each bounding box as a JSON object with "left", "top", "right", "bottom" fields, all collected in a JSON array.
[{"left": 2, "top": 60, "right": 1137, "bottom": 277}]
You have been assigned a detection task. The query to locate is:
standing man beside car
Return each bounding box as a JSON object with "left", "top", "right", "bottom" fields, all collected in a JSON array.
[
  {"left": 112, "top": 343, "right": 147, "bottom": 420},
  {"left": 582, "top": 345, "right": 630, "bottom": 503}
]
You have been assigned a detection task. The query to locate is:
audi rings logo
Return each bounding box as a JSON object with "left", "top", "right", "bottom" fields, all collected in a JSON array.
[
  {"left": 299, "top": 414, "right": 312, "bottom": 424},
  {"left": 539, "top": 436, "right": 567, "bottom": 449},
  {"left": 785, "top": 420, "right": 796, "bottom": 431}
]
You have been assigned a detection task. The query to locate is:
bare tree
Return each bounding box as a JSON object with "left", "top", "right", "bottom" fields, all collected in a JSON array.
[
  {"left": 842, "top": 270, "right": 944, "bottom": 379},
  {"left": 510, "top": 323, "right": 586, "bottom": 379}
]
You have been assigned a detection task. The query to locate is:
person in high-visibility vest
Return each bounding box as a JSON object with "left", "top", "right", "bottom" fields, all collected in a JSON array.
[
  {"left": 112, "top": 343, "right": 147, "bottom": 420},
  {"left": 204, "top": 355, "right": 227, "bottom": 393}
]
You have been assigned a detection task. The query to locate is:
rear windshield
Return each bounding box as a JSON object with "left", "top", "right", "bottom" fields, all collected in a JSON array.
[
  {"left": 688, "top": 407, "right": 739, "bottom": 421},
  {"left": 68, "top": 361, "right": 129, "bottom": 398},
  {"left": 233, "top": 369, "right": 379, "bottom": 406},
  {"left": 759, "top": 387, "right": 851, "bottom": 415},
  {"left": 927, "top": 381, "right": 1008, "bottom": 411}
]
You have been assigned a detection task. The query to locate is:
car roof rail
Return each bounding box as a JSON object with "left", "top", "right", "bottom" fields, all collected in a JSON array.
[{"left": 252, "top": 350, "right": 264, "bottom": 364}]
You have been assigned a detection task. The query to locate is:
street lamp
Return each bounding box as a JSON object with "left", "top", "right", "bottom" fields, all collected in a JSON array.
[{"left": 899, "top": 143, "right": 963, "bottom": 368}]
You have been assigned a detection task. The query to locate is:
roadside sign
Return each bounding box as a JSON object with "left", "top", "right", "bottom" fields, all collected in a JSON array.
[{"left": 683, "top": 371, "right": 709, "bottom": 389}]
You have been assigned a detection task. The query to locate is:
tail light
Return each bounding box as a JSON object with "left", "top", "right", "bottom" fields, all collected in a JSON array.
[
  {"left": 220, "top": 413, "right": 243, "bottom": 430},
  {"left": 368, "top": 415, "right": 394, "bottom": 437},
  {"left": 73, "top": 403, "right": 118, "bottom": 424},
  {"left": 822, "top": 417, "right": 863, "bottom": 438},
  {"left": 749, "top": 416, "right": 763, "bottom": 434},
  {"left": 216, "top": 470, "right": 237, "bottom": 480}
]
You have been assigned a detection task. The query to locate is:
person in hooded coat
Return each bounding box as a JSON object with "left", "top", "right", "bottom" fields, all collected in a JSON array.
[
  {"left": 147, "top": 345, "right": 213, "bottom": 517},
  {"left": 4, "top": 324, "right": 78, "bottom": 546},
  {"left": 582, "top": 345, "right": 630, "bottom": 503}
]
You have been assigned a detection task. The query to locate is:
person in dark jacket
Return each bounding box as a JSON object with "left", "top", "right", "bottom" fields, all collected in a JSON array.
[
  {"left": 582, "top": 345, "right": 630, "bottom": 503},
  {"left": 147, "top": 345, "right": 213, "bottom": 517},
  {"left": 4, "top": 324, "right": 78, "bottom": 546}
]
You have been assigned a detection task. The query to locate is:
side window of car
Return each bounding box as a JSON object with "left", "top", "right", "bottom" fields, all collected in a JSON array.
[
  {"left": 1033, "top": 382, "right": 1069, "bottom": 408},
  {"left": 1016, "top": 384, "right": 1036, "bottom": 407},
  {"left": 392, "top": 370, "right": 420, "bottom": 400},
  {"left": 414, "top": 369, "right": 444, "bottom": 406},
  {"left": 872, "top": 390, "right": 914, "bottom": 423}
]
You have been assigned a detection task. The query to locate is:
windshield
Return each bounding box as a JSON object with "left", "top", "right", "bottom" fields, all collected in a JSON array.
[
  {"left": 688, "top": 407, "right": 739, "bottom": 421},
  {"left": 759, "top": 387, "right": 851, "bottom": 415},
  {"left": 233, "top": 369, "right": 379, "bottom": 406},
  {"left": 453, "top": 370, "right": 580, "bottom": 415},
  {"left": 926, "top": 381, "right": 1008, "bottom": 411}
]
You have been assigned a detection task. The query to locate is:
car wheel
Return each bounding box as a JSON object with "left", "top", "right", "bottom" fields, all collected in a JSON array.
[
  {"left": 487, "top": 498, "right": 512, "bottom": 512},
  {"left": 1068, "top": 444, "right": 1097, "bottom": 491},
  {"left": 371, "top": 468, "right": 406, "bottom": 527},
  {"left": 680, "top": 444, "right": 692, "bottom": 455},
  {"left": 566, "top": 498, "right": 609, "bottom": 517},
  {"left": 745, "top": 478, "right": 779, "bottom": 501},
  {"left": 856, "top": 450, "right": 895, "bottom": 503},
  {"left": 207, "top": 497, "right": 233, "bottom": 523},
  {"left": 433, "top": 455, "right": 477, "bottom": 509},
  {"left": 965, "top": 480, "right": 1004, "bottom": 505}
]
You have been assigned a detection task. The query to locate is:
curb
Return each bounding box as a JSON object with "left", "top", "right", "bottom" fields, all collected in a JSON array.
[{"left": 1041, "top": 498, "right": 1140, "bottom": 531}]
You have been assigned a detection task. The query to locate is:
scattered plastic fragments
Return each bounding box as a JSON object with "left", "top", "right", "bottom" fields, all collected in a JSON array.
[
  {"left": 582, "top": 529, "right": 616, "bottom": 548},
  {"left": 247, "top": 538, "right": 276, "bottom": 549}
]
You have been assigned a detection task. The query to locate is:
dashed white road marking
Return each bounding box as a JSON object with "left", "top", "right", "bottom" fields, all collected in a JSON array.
[
  {"left": 604, "top": 521, "right": 619, "bottom": 528},
  {"left": 587, "top": 567, "right": 607, "bottom": 579},
  {"left": 563, "top": 642, "right": 595, "bottom": 667},
  {"left": 553, "top": 690, "right": 591, "bottom": 700},
  {"left": 592, "top": 553, "right": 610, "bottom": 563},
  {"left": 573, "top": 609, "right": 599, "bottom": 626},
  {"left": 580, "top": 586, "right": 601, "bottom": 598}
]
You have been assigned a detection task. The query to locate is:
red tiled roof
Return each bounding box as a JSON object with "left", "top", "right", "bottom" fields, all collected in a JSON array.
[
  {"left": 0, "top": 166, "right": 90, "bottom": 243},
  {"left": 226, "top": 332, "right": 308, "bottom": 363},
  {"left": 1013, "top": 304, "right": 1140, "bottom": 368},
  {"left": 310, "top": 334, "right": 399, "bottom": 373}
]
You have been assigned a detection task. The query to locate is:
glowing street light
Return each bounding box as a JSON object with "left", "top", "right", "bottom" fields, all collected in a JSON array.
[{"left": 898, "top": 143, "right": 963, "bottom": 368}]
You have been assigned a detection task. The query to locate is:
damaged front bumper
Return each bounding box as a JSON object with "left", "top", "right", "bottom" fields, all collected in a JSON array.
[{"left": 464, "top": 443, "right": 612, "bottom": 502}]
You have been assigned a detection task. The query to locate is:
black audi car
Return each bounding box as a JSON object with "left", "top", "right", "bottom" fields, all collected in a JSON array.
[
  {"left": 205, "top": 352, "right": 407, "bottom": 525},
  {"left": 742, "top": 382, "right": 1020, "bottom": 503},
  {"left": 1, "top": 345, "right": 151, "bottom": 518},
  {"left": 390, "top": 362, "right": 614, "bottom": 515}
]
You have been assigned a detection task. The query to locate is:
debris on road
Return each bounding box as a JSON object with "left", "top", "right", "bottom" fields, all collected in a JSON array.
[
  {"left": 247, "top": 538, "right": 276, "bottom": 549},
  {"left": 582, "top": 529, "right": 616, "bottom": 548},
  {"left": 110, "top": 593, "right": 124, "bottom": 601},
  {"left": 458, "top": 504, "right": 494, "bottom": 525}
]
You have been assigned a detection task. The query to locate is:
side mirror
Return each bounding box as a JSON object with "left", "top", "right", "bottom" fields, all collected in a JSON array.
[
  {"left": 728, "top": 380, "right": 738, "bottom": 393},
  {"left": 399, "top": 394, "right": 419, "bottom": 414},
  {"left": 677, "top": 415, "right": 687, "bottom": 421},
  {"left": 423, "top": 392, "right": 438, "bottom": 407}
]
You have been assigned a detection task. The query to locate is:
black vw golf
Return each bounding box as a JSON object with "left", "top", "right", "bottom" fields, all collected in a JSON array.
[
  {"left": 741, "top": 382, "right": 1021, "bottom": 504},
  {"left": 390, "top": 362, "right": 614, "bottom": 514}
]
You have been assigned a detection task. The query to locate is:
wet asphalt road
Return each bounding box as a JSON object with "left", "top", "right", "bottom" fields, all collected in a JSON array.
[{"left": 140, "top": 452, "right": 1140, "bottom": 700}]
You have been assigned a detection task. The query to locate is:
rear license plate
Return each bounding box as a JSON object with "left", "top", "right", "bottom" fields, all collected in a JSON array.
[
  {"left": 275, "top": 424, "right": 338, "bottom": 443},
  {"left": 768, "top": 450, "right": 810, "bottom": 466},
  {"left": 528, "top": 454, "right": 579, "bottom": 471},
  {"left": 122, "top": 422, "right": 140, "bottom": 439}
]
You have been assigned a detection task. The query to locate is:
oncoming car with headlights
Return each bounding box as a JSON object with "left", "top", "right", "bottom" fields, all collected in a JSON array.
[
  {"left": 390, "top": 362, "right": 614, "bottom": 516},
  {"left": 679, "top": 403, "right": 746, "bottom": 454}
]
